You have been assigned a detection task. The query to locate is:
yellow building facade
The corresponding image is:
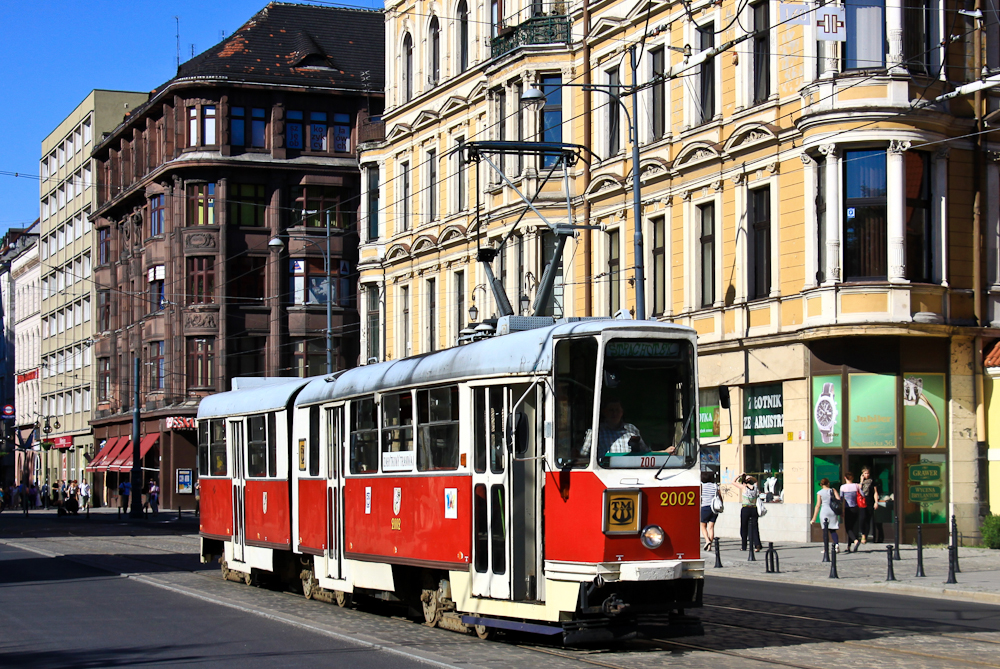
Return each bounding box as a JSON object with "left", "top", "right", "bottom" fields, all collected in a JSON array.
[{"left": 359, "top": 0, "right": 1000, "bottom": 543}]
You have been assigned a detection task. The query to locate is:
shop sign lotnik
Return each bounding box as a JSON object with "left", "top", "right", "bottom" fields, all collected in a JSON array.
[{"left": 743, "top": 383, "right": 783, "bottom": 436}]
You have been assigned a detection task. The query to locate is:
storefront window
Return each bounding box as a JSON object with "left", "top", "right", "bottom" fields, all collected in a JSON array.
[
  {"left": 812, "top": 453, "right": 842, "bottom": 498},
  {"left": 745, "top": 443, "right": 783, "bottom": 502},
  {"left": 904, "top": 453, "right": 946, "bottom": 524}
]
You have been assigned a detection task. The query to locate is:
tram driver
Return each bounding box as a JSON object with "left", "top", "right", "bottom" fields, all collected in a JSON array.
[{"left": 580, "top": 396, "right": 654, "bottom": 458}]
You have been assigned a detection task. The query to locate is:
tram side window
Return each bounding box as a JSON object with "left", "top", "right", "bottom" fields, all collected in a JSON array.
[
  {"left": 210, "top": 419, "right": 227, "bottom": 476},
  {"left": 489, "top": 387, "right": 505, "bottom": 474},
  {"left": 309, "top": 406, "right": 320, "bottom": 477},
  {"left": 554, "top": 338, "right": 598, "bottom": 468},
  {"left": 198, "top": 421, "right": 209, "bottom": 476},
  {"left": 350, "top": 397, "right": 379, "bottom": 473},
  {"left": 267, "top": 413, "right": 277, "bottom": 477},
  {"left": 474, "top": 388, "right": 486, "bottom": 473},
  {"left": 474, "top": 483, "right": 488, "bottom": 573},
  {"left": 247, "top": 415, "right": 267, "bottom": 477},
  {"left": 417, "top": 385, "right": 459, "bottom": 471},
  {"left": 382, "top": 392, "right": 413, "bottom": 453}
]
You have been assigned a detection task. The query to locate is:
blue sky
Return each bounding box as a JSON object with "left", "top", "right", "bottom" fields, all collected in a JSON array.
[{"left": 0, "top": 0, "right": 383, "bottom": 236}]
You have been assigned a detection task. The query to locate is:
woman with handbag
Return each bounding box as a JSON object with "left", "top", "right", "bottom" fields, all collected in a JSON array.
[
  {"left": 858, "top": 467, "right": 879, "bottom": 543},
  {"left": 733, "top": 474, "right": 763, "bottom": 552},
  {"left": 840, "top": 472, "right": 863, "bottom": 552},
  {"left": 811, "top": 477, "right": 842, "bottom": 553},
  {"left": 700, "top": 471, "right": 722, "bottom": 551}
]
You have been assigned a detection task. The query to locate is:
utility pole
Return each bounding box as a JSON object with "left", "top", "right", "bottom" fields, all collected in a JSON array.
[{"left": 129, "top": 356, "right": 143, "bottom": 519}]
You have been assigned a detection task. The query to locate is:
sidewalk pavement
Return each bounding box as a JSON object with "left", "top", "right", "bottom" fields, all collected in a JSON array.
[{"left": 705, "top": 537, "right": 1000, "bottom": 605}]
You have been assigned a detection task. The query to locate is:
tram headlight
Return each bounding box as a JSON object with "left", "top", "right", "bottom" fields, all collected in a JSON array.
[{"left": 640, "top": 524, "right": 665, "bottom": 549}]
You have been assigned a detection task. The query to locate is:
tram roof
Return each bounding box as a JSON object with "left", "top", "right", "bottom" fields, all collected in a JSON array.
[
  {"left": 198, "top": 376, "right": 319, "bottom": 419},
  {"left": 296, "top": 320, "right": 695, "bottom": 406}
]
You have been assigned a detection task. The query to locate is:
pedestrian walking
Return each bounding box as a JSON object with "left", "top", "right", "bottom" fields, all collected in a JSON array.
[
  {"left": 811, "top": 478, "right": 841, "bottom": 553},
  {"left": 80, "top": 480, "right": 91, "bottom": 510},
  {"left": 700, "top": 471, "right": 721, "bottom": 550},
  {"left": 840, "top": 472, "right": 862, "bottom": 552},
  {"left": 118, "top": 480, "right": 131, "bottom": 510},
  {"left": 40, "top": 482, "right": 49, "bottom": 509},
  {"left": 148, "top": 480, "right": 159, "bottom": 514},
  {"left": 733, "top": 474, "right": 762, "bottom": 552},
  {"left": 859, "top": 467, "right": 880, "bottom": 544}
]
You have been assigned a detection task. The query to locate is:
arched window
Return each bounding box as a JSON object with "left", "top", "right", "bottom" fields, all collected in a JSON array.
[
  {"left": 457, "top": 1, "right": 469, "bottom": 72},
  {"left": 429, "top": 17, "right": 440, "bottom": 85},
  {"left": 403, "top": 33, "right": 414, "bottom": 102}
]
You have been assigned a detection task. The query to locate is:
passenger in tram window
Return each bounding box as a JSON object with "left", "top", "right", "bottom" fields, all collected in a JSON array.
[{"left": 580, "top": 396, "right": 649, "bottom": 459}]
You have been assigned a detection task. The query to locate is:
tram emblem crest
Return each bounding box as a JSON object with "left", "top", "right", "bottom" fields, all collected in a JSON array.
[
  {"left": 604, "top": 490, "right": 642, "bottom": 534},
  {"left": 393, "top": 487, "right": 402, "bottom": 516},
  {"left": 610, "top": 498, "right": 634, "bottom": 525}
]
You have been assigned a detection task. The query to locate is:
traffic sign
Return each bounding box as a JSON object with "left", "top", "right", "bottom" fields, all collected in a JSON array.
[{"left": 1, "top": 405, "right": 14, "bottom": 420}]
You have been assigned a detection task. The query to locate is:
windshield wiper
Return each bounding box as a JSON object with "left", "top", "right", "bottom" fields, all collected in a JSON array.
[{"left": 655, "top": 404, "right": 694, "bottom": 480}]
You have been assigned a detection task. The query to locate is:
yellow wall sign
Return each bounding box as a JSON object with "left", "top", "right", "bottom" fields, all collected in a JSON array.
[
  {"left": 604, "top": 489, "right": 642, "bottom": 534},
  {"left": 298, "top": 439, "right": 307, "bottom": 471}
]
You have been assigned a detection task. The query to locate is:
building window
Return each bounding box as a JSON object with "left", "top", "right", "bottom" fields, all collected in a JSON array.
[
  {"left": 749, "top": 186, "right": 771, "bottom": 299},
  {"left": 149, "top": 341, "right": 165, "bottom": 390},
  {"left": 816, "top": 159, "right": 827, "bottom": 284},
  {"left": 187, "top": 183, "right": 216, "bottom": 226},
  {"left": 904, "top": 0, "right": 931, "bottom": 75},
  {"left": 230, "top": 256, "right": 267, "bottom": 304},
  {"left": 203, "top": 105, "right": 217, "bottom": 144},
  {"left": 186, "top": 257, "right": 216, "bottom": 304},
  {"left": 187, "top": 338, "right": 215, "bottom": 389},
  {"left": 401, "top": 285, "right": 411, "bottom": 356},
  {"left": 651, "top": 47, "right": 666, "bottom": 140},
  {"left": 188, "top": 107, "right": 198, "bottom": 147},
  {"left": 456, "top": 138, "right": 466, "bottom": 212},
  {"left": 843, "top": 149, "right": 888, "bottom": 281},
  {"left": 752, "top": 1, "right": 770, "bottom": 103},
  {"left": 541, "top": 75, "right": 562, "bottom": 168},
  {"left": 401, "top": 161, "right": 411, "bottom": 231},
  {"left": 429, "top": 17, "right": 441, "bottom": 85},
  {"left": 290, "top": 258, "right": 330, "bottom": 305},
  {"left": 98, "top": 290, "right": 111, "bottom": 331},
  {"left": 496, "top": 88, "right": 507, "bottom": 175},
  {"left": 231, "top": 106, "right": 246, "bottom": 146},
  {"left": 427, "top": 278, "right": 437, "bottom": 352},
  {"left": 697, "top": 23, "right": 715, "bottom": 123},
  {"left": 458, "top": 0, "right": 469, "bottom": 72},
  {"left": 366, "top": 285, "right": 380, "bottom": 362},
  {"left": 607, "top": 68, "right": 621, "bottom": 157},
  {"left": 403, "top": 33, "right": 414, "bottom": 102},
  {"left": 454, "top": 271, "right": 465, "bottom": 335},
  {"left": 228, "top": 337, "right": 266, "bottom": 378},
  {"left": 366, "top": 165, "right": 380, "bottom": 241},
  {"left": 292, "top": 338, "right": 326, "bottom": 377},
  {"left": 287, "top": 110, "right": 304, "bottom": 149},
  {"left": 652, "top": 216, "right": 666, "bottom": 316},
  {"left": 229, "top": 184, "right": 267, "bottom": 226},
  {"left": 292, "top": 186, "right": 351, "bottom": 229},
  {"left": 308, "top": 112, "right": 328, "bottom": 151},
  {"left": 427, "top": 149, "right": 438, "bottom": 222},
  {"left": 148, "top": 265, "right": 165, "bottom": 312},
  {"left": 906, "top": 151, "right": 932, "bottom": 283},
  {"left": 608, "top": 229, "right": 620, "bottom": 314},
  {"left": 98, "top": 228, "right": 111, "bottom": 265},
  {"left": 149, "top": 194, "right": 165, "bottom": 236},
  {"left": 540, "top": 232, "right": 565, "bottom": 317},
  {"left": 846, "top": 0, "right": 886, "bottom": 69},
  {"left": 333, "top": 114, "right": 351, "bottom": 152},
  {"left": 699, "top": 203, "right": 715, "bottom": 307},
  {"left": 98, "top": 358, "right": 111, "bottom": 401}
]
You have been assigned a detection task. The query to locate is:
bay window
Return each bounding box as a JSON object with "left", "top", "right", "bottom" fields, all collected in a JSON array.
[{"left": 843, "top": 149, "right": 887, "bottom": 280}]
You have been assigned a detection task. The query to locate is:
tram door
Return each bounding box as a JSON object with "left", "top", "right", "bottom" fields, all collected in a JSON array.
[
  {"left": 325, "top": 406, "right": 345, "bottom": 580},
  {"left": 230, "top": 420, "right": 247, "bottom": 563},
  {"left": 472, "top": 386, "right": 512, "bottom": 599}
]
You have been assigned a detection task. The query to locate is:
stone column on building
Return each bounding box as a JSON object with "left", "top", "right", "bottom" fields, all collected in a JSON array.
[
  {"left": 800, "top": 154, "right": 818, "bottom": 289},
  {"left": 818, "top": 144, "right": 840, "bottom": 284},
  {"left": 886, "top": 0, "right": 905, "bottom": 74},
  {"left": 887, "top": 139, "right": 911, "bottom": 283}
]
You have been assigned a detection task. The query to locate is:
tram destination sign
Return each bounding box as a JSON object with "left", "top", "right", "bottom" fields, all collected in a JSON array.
[
  {"left": 606, "top": 341, "right": 682, "bottom": 358},
  {"left": 743, "top": 383, "right": 784, "bottom": 436}
]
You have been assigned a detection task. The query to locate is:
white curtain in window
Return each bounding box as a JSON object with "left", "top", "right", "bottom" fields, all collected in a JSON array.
[{"left": 846, "top": 0, "right": 885, "bottom": 68}]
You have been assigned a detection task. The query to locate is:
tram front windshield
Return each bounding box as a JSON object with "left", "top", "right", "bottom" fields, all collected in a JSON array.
[{"left": 554, "top": 337, "right": 696, "bottom": 470}]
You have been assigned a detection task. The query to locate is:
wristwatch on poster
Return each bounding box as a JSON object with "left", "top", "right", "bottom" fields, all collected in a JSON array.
[
  {"left": 903, "top": 377, "right": 941, "bottom": 447},
  {"left": 814, "top": 382, "right": 837, "bottom": 444}
]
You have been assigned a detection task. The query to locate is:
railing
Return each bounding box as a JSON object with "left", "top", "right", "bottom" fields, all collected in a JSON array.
[
  {"left": 491, "top": 14, "right": 571, "bottom": 59},
  {"left": 358, "top": 117, "right": 385, "bottom": 144}
]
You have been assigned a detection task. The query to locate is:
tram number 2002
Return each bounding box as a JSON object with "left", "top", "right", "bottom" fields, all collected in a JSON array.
[{"left": 660, "top": 491, "right": 698, "bottom": 506}]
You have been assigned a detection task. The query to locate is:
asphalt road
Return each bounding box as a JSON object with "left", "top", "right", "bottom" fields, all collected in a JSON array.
[{"left": 0, "top": 542, "right": 426, "bottom": 669}]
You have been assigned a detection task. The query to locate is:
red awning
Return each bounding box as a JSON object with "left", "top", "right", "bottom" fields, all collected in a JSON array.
[
  {"left": 112, "top": 434, "right": 160, "bottom": 474},
  {"left": 94, "top": 437, "right": 128, "bottom": 472},
  {"left": 86, "top": 437, "right": 120, "bottom": 472},
  {"left": 106, "top": 439, "right": 133, "bottom": 472}
]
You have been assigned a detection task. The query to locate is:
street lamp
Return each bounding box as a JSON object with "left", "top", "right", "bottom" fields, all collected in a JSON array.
[
  {"left": 269, "top": 232, "right": 335, "bottom": 375},
  {"left": 521, "top": 46, "right": 647, "bottom": 320}
]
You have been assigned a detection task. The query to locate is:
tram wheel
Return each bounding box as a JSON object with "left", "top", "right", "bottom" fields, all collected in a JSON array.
[
  {"left": 335, "top": 590, "right": 353, "bottom": 608},
  {"left": 474, "top": 624, "right": 494, "bottom": 640},
  {"left": 421, "top": 589, "right": 442, "bottom": 627},
  {"left": 243, "top": 570, "right": 254, "bottom": 586},
  {"left": 302, "top": 572, "right": 317, "bottom": 600}
]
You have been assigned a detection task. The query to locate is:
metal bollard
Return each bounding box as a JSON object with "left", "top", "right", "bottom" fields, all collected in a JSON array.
[
  {"left": 178, "top": 507, "right": 182, "bottom": 521},
  {"left": 886, "top": 544, "right": 896, "bottom": 581},
  {"left": 713, "top": 537, "right": 723, "bottom": 569},
  {"left": 915, "top": 524, "right": 926, "bottom": 577},
  {"left": 946, "top": 545, "right": 958, "bottom": 584},
  {"left": 822, "top": 519, "right": 830, "bottom": 563},
  {"left": 893, "top": 511, "right": 902, "bottom": 560},
  {"left": 951, "top": 515, "right": 961, "bottom": 573},
  {"left": 765, "top": 542, "right": 780, "bottom": 573},
  {"left": 829, "top": 537, "right": 839, "bottom": 579}
]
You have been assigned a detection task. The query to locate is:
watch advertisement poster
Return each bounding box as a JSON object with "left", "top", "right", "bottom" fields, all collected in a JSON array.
[
  {"left": 848, "top": 373, "right": 896, "bottom": 449},
  {"left": 903, "top": 373, "right": 945, "bottom": 448},
  {"left": 811, "top": 375, "right": 842, "bottom": 447}
]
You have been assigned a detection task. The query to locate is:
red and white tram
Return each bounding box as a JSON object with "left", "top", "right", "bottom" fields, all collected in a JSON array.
[{"left": 199, "top": 319, "right": 708, "bottom": 643}]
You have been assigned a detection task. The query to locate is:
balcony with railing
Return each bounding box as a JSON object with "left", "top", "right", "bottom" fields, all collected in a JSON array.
[
  {"left": 359, "top": 116, "right": 385, "bottom": 144},
  {"left": 491, "top": 3, "right": 571, "bottom": 60}
]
